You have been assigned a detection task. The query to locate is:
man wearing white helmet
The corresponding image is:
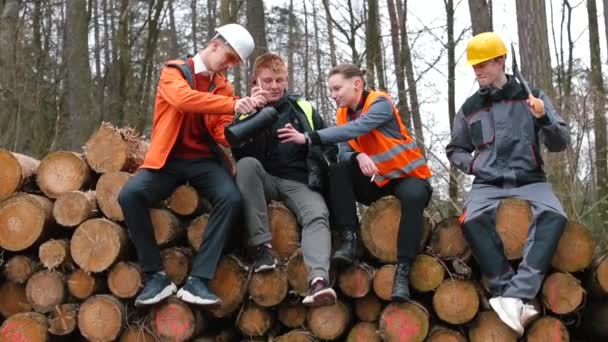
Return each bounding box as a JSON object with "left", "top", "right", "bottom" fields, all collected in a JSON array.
[{"left": 118, "top": 23, "right": 266, "bottom": 307}]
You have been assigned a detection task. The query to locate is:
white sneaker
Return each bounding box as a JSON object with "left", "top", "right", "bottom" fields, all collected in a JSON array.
[
  {"left": 489, "top": 297, "right": 524, "bottom": 337},
  {"left": 520, "top": 303, "right": 539, "bottom": 326}
]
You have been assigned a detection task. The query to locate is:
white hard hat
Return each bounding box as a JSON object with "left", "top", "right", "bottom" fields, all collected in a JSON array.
[{"left": 215, "top": 23, "right": 255, "bottom": 62}]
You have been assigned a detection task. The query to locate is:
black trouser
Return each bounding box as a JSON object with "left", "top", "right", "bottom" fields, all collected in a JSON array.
[
  {"left": 118, "top": 158, "right": 242, "bottom": 280},
  {"left": 329, "top": 159, "right": 432, "bottom": 263}
]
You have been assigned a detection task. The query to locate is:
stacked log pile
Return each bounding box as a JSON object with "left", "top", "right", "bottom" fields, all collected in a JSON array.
[{"left": 0, "top": 123, "right": 607, "bottom": 341}]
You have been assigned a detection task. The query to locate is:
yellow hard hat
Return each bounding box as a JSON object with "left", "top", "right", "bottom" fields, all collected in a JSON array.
[{"left": 466, "top": 32, "right": 508, "bottom": 66}]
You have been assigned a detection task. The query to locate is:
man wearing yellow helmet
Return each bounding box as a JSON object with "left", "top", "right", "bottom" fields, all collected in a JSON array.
[{"left": 446, "top": 32, "right": 570, "bottom": 336}]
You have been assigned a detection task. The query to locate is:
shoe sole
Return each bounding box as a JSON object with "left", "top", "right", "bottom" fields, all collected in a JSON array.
[
  {"left": 489, "top": 298, "right": 524, "bottom": 336},
  {"left": 302, "top": 288, "right": 337, "bottom": 307},
  {"left": 135, "top": 283, "right": 177, "bottom": 307},
  {"left": 254, "top": 262, "right": 277, "bottom": 273},
  {"left": 332, "top": 255, "right": 355, "bottom": 269},
  {"left": 176, "top": 288, "right": 222, "bottom": 306}
]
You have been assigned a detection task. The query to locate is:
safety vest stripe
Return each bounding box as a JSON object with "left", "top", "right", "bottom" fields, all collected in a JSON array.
[
  {"left": 370, "top": 141, "right": 419, "bottom": 164},
  {"left": 374, "top": 157, "right": 428, "bottom": 183}
]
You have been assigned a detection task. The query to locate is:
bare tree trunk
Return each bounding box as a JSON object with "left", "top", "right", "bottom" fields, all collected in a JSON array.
[
  {"left": 367, "top": 0, "right": 385, "bottom": 90},
  {"left": 246, "top": 0, "right": 267, "bottom": 63},
  {"left": 0, "top": 0, "right": 20, "bottom": 149},
  {"left": 287, "top": 0, "right": 295, "bottom": 94},
  {"left": 515, "top": 0, "right": 554, "bottom": 97},
  {"left": 445, "top": 0, "right": 458, "bottom": 215},
  {"left": 386, "top": 0, "right": 410, "bottom": 126},
  {"left": 168, "top": 0, "right": 179, "bottom": 56},
  {"left": 321, "top": 0, "right": 337, "bottom": 66},
  {"left": 303, "top": 0, "right": 309, "bottom": 98},
  {"left": 468, "top": 0, "right": 492, "bottom": 35},
  {"left": 207, "top": 0, "right": 217, "bottom": 41},
  {"left": 312, "top": 0, "right": 329, "bottom": 119},
  {"left": 220, "top": 0, "right": 242, "bottom": 95},
  {"left": 401, "top": 0, "right": 425, "bottom": 154},
  {"left": 604, "top": 0, "right": 608, "bottom": 64},
  {"left": 106, "top": 0, "right": 130, "bottom": 125},
  {"left": 587, "top": 0, "right": 608, "bottom": 229},
  {"left": 92, "top": 0, "right": 103, "bottom": 122},
  {"left": 191, "top": 0, "right": 197, "bottom": 51},
  {"left": 64, "top": 0, "right": 93, "bottom": 150}
]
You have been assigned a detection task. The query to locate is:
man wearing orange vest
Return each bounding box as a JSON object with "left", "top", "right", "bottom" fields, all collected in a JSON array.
[
  {"left": 447, "top": 32, "right": 569, "bottom": 336},
  {"left": 278, "top": 63, "right": 432, "bottom": 301},
  {"left": 118, "top": 23, "right": 266, "bottom": 307}
]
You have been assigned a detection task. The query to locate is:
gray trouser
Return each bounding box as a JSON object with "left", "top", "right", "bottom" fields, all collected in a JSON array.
[
  {"left": 235, "top": 157, "right": 331, "bottom": 282},
  {"left": 461, "top": 182, "right": 567, "bottom": 299}
]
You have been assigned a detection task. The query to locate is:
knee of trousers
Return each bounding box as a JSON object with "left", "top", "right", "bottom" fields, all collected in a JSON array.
[
  {"left": 525, "top": 210, "right": 567, "bottom": 271},
  {"left": 117, "top": 182, "right": 146, "bottom": 209},
  {"left": 235, "top": 157, "right": 263, "bottom": 179},
  {"left": 462, "top": 213, "right": 510, "bottom": 277}
]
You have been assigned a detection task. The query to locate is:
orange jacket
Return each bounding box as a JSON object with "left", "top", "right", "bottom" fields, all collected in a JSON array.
[
  {"left": 141, "top": 60, "right": 236, "bottom": 170},
  {"left": 336, "top": 91, "right": 431, "bottom": 186}
]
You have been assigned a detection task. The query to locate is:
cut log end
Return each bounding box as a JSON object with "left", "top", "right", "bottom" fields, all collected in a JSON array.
[
  {"left": 25, "top": 270, "right": 65, "bottom": 313},
  {"left": 587, "top": 254, "right": 608, "bottom": 297},
  {"left": 338, "top": 264, "right": 373, "bottom": 298},
  {"left": 269, "top": 201, "right": 300, "bottom": 260},
  {"left": 275, "top": 329, "right": 316, "bottom": 342},
  {"left": 168, "top": 184, "right": 209, "bottom": 216},
  {"left": 78, "top": 295, "right": 124, "bottom": 341},
  {"left": 347, "top": 322, "right": 380, "bottom": 342},
  {"left": 249, "top": 266, "right": 289, "bottom": 307},
  {"left": 37, "top": 151, "right": 91, "bottom": 199},
  {"left": 287, "top": 250, "right": 309, "bottom": 296},
  {"left": 237, "top": 302, "right": 274, "bottom": 337},
  {"left": 107, "top": 261, "right": 143, "bottom": 299},
  {"left": 39, "top": 239, "right": 71, "bottom": 270},
  {"left": 0, "top": 312, "right": 48, "bottom": 342},
  {"left": 48, "top": 303, "right": 78, "bottom": 336},
  {"left": 67, "top": 269, "right": 100, "bottom": 300},
  {"left": 526, "top": 316, "right": 569, "bottom": 342},
  {"left": 0, "top": 193, "right": 53, "bottom": 252},
  {"left": 161, "top": 247, "right": 191, "bottom": 286},
  {"left": 152, "top": 298, "right": 199, "bottom": 341},
  {"left": 119, "top": 326, "right": 156, "bottom": 342},
  {"left": 496, "top": 198, "right": 531, "bottom": 260},
  {"left": 0, "top": 281, "right": 32, "bottom": 318},
  {"left": 95, "top": 171, "right": 132, "bottom": 221},
  {"left": 379, "top": 302, "right": 430, "bottom": 342},
  {"left": 84, "top": 122, "right": 147, "bottom": 173},
  {"left": 552, "top": 221, "right": 595, "bottom": 272},
  {"left": 373, "top": 264, "right": 395, "bottom": 301},
  {"left": 187, "top": 214, "right": 209, "bottom": 251},
  {"left": 355, "top": 293, "right": 382, "bottom": 322},
  {"left": 428, "top": 216, "right": 469, "bottom": 259},
  {"left": 71, "top": 218, "right": 127, "bottom": 272},
  {"left": 3, "top": 255, "right": 37, "bottom": 284},
  {"left": 541, "top": 272, "right": 585, "bottom": 315},
  {"left": 432, "top": 279, "right": 479, "bottom": 325},
  {"left": 307, "top": 300, "right": 351, "bottom": 340},
  {"left": 426, "top": 326, "right": 467, "bottom": 342},
  {"left": 278, "top": 301, "right": 307, "bottom": 328},
  {"left": 468, "top": 310, "right": 518, "bottom": 342},
  {"left": 0, "top": 149, "right": 39, "bottom": 200},
  {"left": 361, "top": 196, "right": 431, "bottom": 262},
  {"left": 152, "top": 208, "right": 182, "bottom": 246},
  {"left": 410, "top": 254, "right": 445, "bottom": 292},
  {"left": 208, "top": 255, "right": 249, "bottom": 318},
  {"left": 53, "top": 190, "right": 98, "bottom": 227}
]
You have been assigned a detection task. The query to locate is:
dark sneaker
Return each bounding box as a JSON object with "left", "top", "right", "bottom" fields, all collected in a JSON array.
[
  {"left": 391, "top": 262, "right": 411, "bottom": 302},
  {"left": 332, "top": 230, "right": 357, "bottom": 267},
  {"left": 253, "top": 245, "right": 277, "bottom": 273},
  {"left": 134, "top": 271, "right": 177, "bottom": 307},
  {"left": 302, "top": 278, "right": 336, "bottom": 307},
  {"left": 176, "top": 276, "right": 221, "bottom": 306}
]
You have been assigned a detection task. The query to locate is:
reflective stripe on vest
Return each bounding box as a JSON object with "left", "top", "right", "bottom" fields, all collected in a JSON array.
[
  {"left": 336, "top": 91, "right": 431, "bottom": 186},
  {"left": 296, "top": 98, "right": 315, "bottom": 130}
]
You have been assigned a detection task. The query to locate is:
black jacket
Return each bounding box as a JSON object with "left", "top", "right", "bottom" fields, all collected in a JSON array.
[{"left": 232, "top": 94, "right": 337, "bottom": 191}]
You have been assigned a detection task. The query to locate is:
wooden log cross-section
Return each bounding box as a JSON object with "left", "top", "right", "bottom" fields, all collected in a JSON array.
[
  {"left": 552, "top": 221, "right": 596, "bottom": 273},
  {"left": 495, "top": 198, "right": 532, "bottom": 260},
  {"left": 379, "top": 302, "right": 429, "bottom": 342},
  {"left": 468, "top": 310, "right": 518, "bottom": 342},
  {"left": 152, "top": 297, "right": 205, "bottom": 341},
  {"left": 3, "top": 255, "right": 37, "bottom": 284},
  {"left": 307, "top": 300, "right": 351, "bottom": 340},
  {"left": 53, "top": 190, "right": 98, "bottom": 227},
  {"left": 586, "top": 254, "right": 608, "bottom": 298},
  {"left": 360, "top": 196, "right": 431, "bottom": 263},
  {"left": 78, "top": 295, "right": 125, "bottom": 341},
  {"left": 0, "top": 193, "right": 53, "bottom": 252},
  {"left": 237, "top": 301, "right": 274, "bottom": 337},
  {"left": 249, "top": 266, "right": 289, "bottom": 307},
  {"left": 167, "top": 184, "right": 211, "bottom": 216},
  {"left": 0, "top": 149, "right": 39, "bottom": 200},
  {"left": 432, "top": 279, "right": 479, "bottom": 325},
  {"left": 0, "top": 281, "right": 31, "bottom": 318},
  {"left": 36, "top": 151, "right": 91, "bottom": 199},
  {"left": 95, "top": 171, "right": 132, "bottom": 222},
  {"left": 38, "top": 239, "right": 72, "bottom": 270},
  {"left": 48, "top": 303, "right": 78, "bottom": 336},
  {"left": 25, "top": 270, "right": 65, "bottom": 313},
  {"left": 107, "top": 261, "right": 143, "bottom": 299},
  {"left": 71, "top": 218, "right": 128, "bottom": 273},
  {"left": 67, "top": 268, "right": 103, "bottom": 300},
  {"left": 84, "top": 122, "right": 148, "bottom": 174},
  {"left": 207, "top": 255, "right": 250, "bottom": 318},
  {"left": 0, "top": 312, "right": 49, "bottom": 342}
]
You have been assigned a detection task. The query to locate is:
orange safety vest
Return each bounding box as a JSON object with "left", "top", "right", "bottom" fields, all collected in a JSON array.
[{"left": 336, "top": 91, "right": 431, "bottom": 186}]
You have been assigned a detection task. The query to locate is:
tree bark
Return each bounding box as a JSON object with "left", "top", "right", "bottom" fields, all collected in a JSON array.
[
  {"left": 367, "top": 0, "right": 386, "bottom": 90},
  {"left": 387, "top": 0, "right": 411, "bottom": 128},
  {"left": 287, "top": 0, "right": 295, "bottom": 94},
  {"left": 168, "top": 0, "right": 179, "bottom": 56},
  {"left": 587, "top": 0, "right": 608, "bottom": 230},
  {"left": 0, "top": 0, "right": 20, "bottom": 149},
  {"left": 246, "top": 0, "right": 267, "bottom": 63},
  {"left": 63, "top": 0, "right": 94, "bottom": 150},
  {"left": 446, "top": 0, "right": 459, "bottom": 215},
  {"left": 321, "top": 0, "right": 337, "bottom": 66},
  {"left": 467, "top": 0, "right": 492, "bottom": 35}
]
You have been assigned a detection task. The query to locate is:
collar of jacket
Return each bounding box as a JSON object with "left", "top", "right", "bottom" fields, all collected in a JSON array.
[{"left": 477, "top": 74, "right": 521, "bottom": 102}]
